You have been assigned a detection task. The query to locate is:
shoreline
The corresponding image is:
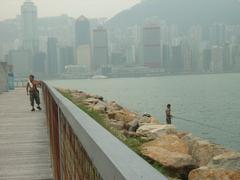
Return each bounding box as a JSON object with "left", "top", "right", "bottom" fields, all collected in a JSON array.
[
  {"left": 40, "top": 71, "right": 240, "bottom": 81},
  {"left": 59, "top": 88, "right": 240, "bottom": 180}
]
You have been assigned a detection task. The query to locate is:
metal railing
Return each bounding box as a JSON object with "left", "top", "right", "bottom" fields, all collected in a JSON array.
[
  {"left": 42, "top": 82, "right": 166, "bottom": 180},
  {"left": 14, "top": 79, "right": 28, "bottom": 88}
]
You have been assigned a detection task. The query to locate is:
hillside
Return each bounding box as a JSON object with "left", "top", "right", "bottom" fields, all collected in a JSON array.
[{"left": 107, "top": 0, "right": 240, "bottom": 29}]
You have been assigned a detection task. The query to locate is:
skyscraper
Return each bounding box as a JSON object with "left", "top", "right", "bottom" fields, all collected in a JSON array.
[
  {"left": 171, "top": 44, "right": 184, "bottom": 72},
  {"left": 75, "top": 16, "right": 92, "bottom": 68},
  {"left": 203, "top": 48, "right": 212, "bottom": 72},
  {"left": 211, "top": 46, "right": 224, "bottom": 72},
  {"left": 21, "top": 0, "right": 38, "bottom": 52},
  {"left": 33, "top": 52, "right": 46, "bottom": 75},
  {"left": 75, "top": 16, "right": 91, "bottom": 47},
  {"left": 162, "top": 44, "right": 171, "bottom": 71},
  {"left": 231, "top": 44, "right": 240, "bottom": 71},
  {"left": 8, "top": 49, "right": 32, "bottom": 78},
  {"left": 142, "top": 24, "right": 162, "bottom": 68},
  {"left": 0, "top": 62, "right": 9, "bottom": 92},
  {"left": 210, "top": 23, "right": 226, "bottom": 46},
  {"left": 47, "top": 37, "right": 58, "bottom": 76},
  {"left": 59, "top": 46, "right": 74, "bottom": 73},
  {"left": 223, "top": 43, "right": 231, "bottom": 71},
  {"left": 93, "top": 27, "right": 109, "bottom": 71},
  {"left": 182, "top": 42, "right": 192, "bottom": 72}
]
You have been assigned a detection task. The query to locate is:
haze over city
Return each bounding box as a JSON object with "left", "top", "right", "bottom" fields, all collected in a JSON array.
[
  {"left": 0, "top": 0, "right": 140, "bottom": 20},
  {"left": 0, "top": 0, "right": 240, "bottom": 179}
]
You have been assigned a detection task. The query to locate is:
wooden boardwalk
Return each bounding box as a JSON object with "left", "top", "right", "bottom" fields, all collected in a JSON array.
[{"left": 0, "top": 88, "right": 53, "bottom": 180}]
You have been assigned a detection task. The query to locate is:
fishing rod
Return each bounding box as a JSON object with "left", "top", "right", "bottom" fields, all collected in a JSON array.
[{"left": 173, "top": 115, "right": 239, "bottom": 138}]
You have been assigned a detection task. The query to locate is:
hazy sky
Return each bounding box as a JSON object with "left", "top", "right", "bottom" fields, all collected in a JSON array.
[{"left": 0, "top": 0, "right": 140, "bottom": 20}]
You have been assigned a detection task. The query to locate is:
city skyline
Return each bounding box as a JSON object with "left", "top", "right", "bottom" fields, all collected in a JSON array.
[
  {"left": 0, "top": 0, "right": 140, "bottom": 21},
  {"left": 1, "top": 0, "right": 240, "bottom": 79},
  {"left": 0, "top": 1, "right": 240, "bottom": 179}
]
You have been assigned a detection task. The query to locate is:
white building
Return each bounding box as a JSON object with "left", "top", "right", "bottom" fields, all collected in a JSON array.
[{"left": 76, "top": 45, "right": 91, "bottom": 67}]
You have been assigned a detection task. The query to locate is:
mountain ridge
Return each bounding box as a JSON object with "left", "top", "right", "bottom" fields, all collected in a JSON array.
[{"left": 107, "top": 0, "right": 240, "bottom": 29}]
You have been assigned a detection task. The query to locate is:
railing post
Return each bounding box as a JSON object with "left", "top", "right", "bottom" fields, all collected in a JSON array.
[
  {"left": 58, "top": 107, "right": 64, "bottom": 180},
  {"left": 43, "top": 84, "right": 61, "bottom": 180}
]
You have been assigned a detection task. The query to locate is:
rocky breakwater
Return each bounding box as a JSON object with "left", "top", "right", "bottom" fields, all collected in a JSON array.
[{"left": 61, "top": 89, "right": 240, "bottom": 180}]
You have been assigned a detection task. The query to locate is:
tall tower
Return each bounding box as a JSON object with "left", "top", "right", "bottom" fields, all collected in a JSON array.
[
  {"left": 142, "top": 23, "right": 162, "bottom": 68},
  {"left": 21, "top": 0, "right": 38, "bottom": 52},
  {"left": 47, "top": 37, "right": 58, "bottom": 76},
  {"left": 75, "top": 16, "right": 92, "bottom": 68},
  {"left": 75, "top": 16, "right": 91, "bottom": 47},
  {"left": 93, "top": 26, "right": 109, "bottom": 71},
  {"left": 209, "top": 23, "right": 226, "bottom": 46}
]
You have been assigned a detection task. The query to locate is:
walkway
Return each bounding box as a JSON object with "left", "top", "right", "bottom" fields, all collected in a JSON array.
[{"left": 0, "top": 88, "right": 52, "bottom": 180}]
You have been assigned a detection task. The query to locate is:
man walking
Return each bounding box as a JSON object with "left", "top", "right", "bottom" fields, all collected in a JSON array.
[
  {"left": 165, "top": 104, "right": 172, "bottom": 124},
  {"left": 26, "top": 75, "right": 42, "bottom": 112}
]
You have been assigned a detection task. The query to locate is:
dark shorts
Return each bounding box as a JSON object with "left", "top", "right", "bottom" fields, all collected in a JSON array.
[
  {"left": 166, "top": 117, "right": 172, "bottom": 124},
  {"left": 30, "top": 90, "right": 40, "bottom": 107}
]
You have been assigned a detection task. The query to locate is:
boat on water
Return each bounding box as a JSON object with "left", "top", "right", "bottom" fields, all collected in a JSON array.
[{"left": 92, "top": 75, "right": 108, "bottom": 79}]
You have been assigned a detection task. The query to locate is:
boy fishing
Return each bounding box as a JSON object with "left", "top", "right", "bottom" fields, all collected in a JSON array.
[{"left": 165, "top": 104, "right": 172, "bottom": 124}]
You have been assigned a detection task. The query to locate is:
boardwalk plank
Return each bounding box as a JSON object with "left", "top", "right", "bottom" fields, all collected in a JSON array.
[{"left": 0, "top": 88, "right": 53, "bottom": 180}]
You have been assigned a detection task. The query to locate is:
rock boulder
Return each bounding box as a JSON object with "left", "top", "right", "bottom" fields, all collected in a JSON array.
[
  {"left": 137, "top": 124, "right": 177, "bottom": 139},
  {"left": 71, "top": 91, "right": 89, "bottom": 100},
  {"left": 209, "top": 152, "right": 240, "bottom": 170},
  {"left": 107, "top": 101, "right": 123, "bottom": 111},
  {"left": 92, "top": 101, "right": 107, "bottom": 113},
  {"left": 182, "top": 134, "right": 229, "bottom": 167},
  {"left": 110, "top": 109, "right": 137, "bottom": 123},
  {"left": 137, "top": 116, "right": 158, "bottom": 125},
  {"left": 189, "top": 166, "right": 240, "bottom": 180},
  {"left": 141, "top": 134, "right": 195, "bottom": 170},
  {"left": 83, "top": 98, "right": 99, "bottom": 106},
  {"left": 109, "top": 120, "right": 125, "bottom": 130}
]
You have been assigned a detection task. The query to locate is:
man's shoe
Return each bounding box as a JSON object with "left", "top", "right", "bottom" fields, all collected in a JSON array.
[
  {"left": 31, "top": 108, "right": 35, "bottom": 112},
  {"left": 37, "top": 106, "right": 42, "bottom": 110}
]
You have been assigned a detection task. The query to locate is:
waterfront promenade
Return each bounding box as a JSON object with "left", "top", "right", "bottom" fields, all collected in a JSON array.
[
  {"left": 0, "top": 88, "right": 52, "bottom": 179},
  {"left": 0, "top": 85, "right": 166, "bottom": 180}
]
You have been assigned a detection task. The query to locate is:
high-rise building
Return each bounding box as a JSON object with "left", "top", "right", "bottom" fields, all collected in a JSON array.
[
  {"left": 223, "top": 43, "right": 232, "bottom": 71},
  {"left": 92, "top": 27, "right": 109, "bottom": 70},
  {"left": 33, "top": 52, "right": 46, "bottom": 75},
  {"left": 190, "top": 25, "right": 202, "bottom": 42},
  {"left": 211, "top": 46, "right": 224, "bottom": 72},
  {"left": 8, "top": 49, "right": 32, "bottom": 78},
  {"left": 171, "top": 44, "right": 184, "bottom": 72},
  {"left": 182, "top": 43, "right": 192, "bottom": 72},
  {"left": 0, "top": 41, "right": 16, "bottom": 62},
  {"left": 75, "top": 16, "right": 92, "bottom": 68},
  {"left": 0, "top": 62, "right": 9, "bottom": 92},
  {"left": 125, "top": 26, "right": 140, "bottom": 65},
  {"left": 162, "top": 45, "right": 171, "bottom": 72},
  {"left": 76, "top": 45, "right": 91, "bottom": 68},
  {"left": 231, "top": 44, "right": 240, "bottom": 71},
  {"left": 188, "top": 26, "right": 203, "bottom": 72},
  {"left": 126, "top": 45, "right": 136, "bottom": 65},
  {"left": 59, "top": 46, "right": 74, "bottom": 73},
  {"left": 210, "top": 23, "right": 226, "bottom": 46},
  {"left": 75, "top": 16, "right": 91, "bottom": 47},
  {"left": 21, "top": 0, "right": 38, "bottom": 52},
  {"left": 142, "top": 24, "right": 162, "bottom": 68},
  {"left": 190, "top": 43, "right": 203, "bottom": 72},
  {"left": 47, "top": 37, "right": 58, "bottom": 76},
  {"left": 203, "top": 48, "right": 212, "bottom": 72},
  {"left": 226, "top": 25, "right": 240, "bottom": 44}
]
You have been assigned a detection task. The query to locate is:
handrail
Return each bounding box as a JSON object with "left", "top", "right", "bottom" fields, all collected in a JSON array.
[
  {"left": 42, "top": 81, "right": 166, "bottom": 180},
  {"left": 14, "top": 80, "right": 27, "bottom": 88}
]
